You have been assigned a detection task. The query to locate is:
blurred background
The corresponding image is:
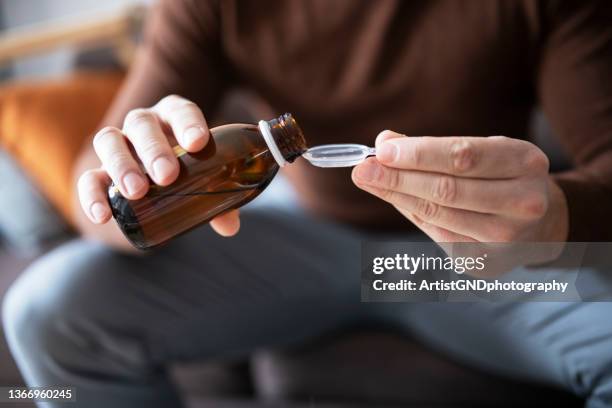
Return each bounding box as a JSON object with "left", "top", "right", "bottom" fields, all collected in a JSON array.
[
  {"left": 0, "top": 0, "right": 147, "bottom": 253},
  {"left": 0, "top": 1, "right": 146, "bottom": 407},
  {"left": 0, "top": 0, "right": 147, "bottom": 78}
]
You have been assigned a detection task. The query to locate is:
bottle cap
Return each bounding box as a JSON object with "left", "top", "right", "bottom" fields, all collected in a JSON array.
[{"left": 258, "top": 120, "right": 288, "bottom": 167}]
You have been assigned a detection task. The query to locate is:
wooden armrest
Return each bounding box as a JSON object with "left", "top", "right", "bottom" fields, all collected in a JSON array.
[{"left": 0, "top": 5, "right": 146, "bottom": 67}]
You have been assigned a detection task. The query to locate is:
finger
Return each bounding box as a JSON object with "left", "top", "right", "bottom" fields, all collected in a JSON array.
[
  {"left": 355, "top": 182, "right": 515, "bottom": 241},
  {"left": 153, "top": 95, "right": 209, "bottom": 152},
  {"left": 375, "top": 130, "right": 405, "bottom": 148},
  {"left": 210, "top": 210, "right": 241, "bottom": 237},
  {"left": 92, "top": 126, "right": 149, "bottom": 199},
  {"left": 403, "top": 211, "right": 477, "bottom": 243},
  {"left": 77, "top": 168, "right": 113, "bottom": 224},
  {"left": 123, "top": 108, "right": 180, "bottom": 186},
  {"left": 376, "top": 135, "right": 549, "bottom": 179},
  {"left": 353, "top": 158, "right": 547, "bottom": 218}
]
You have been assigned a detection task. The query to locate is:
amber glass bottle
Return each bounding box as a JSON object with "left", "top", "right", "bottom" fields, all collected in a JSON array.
[{"left": 108, "top": 113, "right": 307, "bottom": 249}]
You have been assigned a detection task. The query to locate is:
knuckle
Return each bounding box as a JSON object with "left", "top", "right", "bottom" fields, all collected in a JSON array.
[
  {"left": 77, "top": 170, "right": 96, "bottom": 191},
  {"left": 177, "top": 100, "right": 198, "bottom": 111},
  {"left": 523, "top": 147, "right": 550, "bottom": 174},
  {"left": 124, "top": 108, "right": 156, "bottom": 130},
  {"left": 385, "top": 168, "right": 402, "bottom": 190},
  {"left": 140, "top": 140, "right": 170, "bottom": 159},
  {"left": 173, "top": 110, "right": 203, "bottom": 130},
  {"left": 433, "top": 175, "right": 457, "bottom": 204},
  {"left": 492, "top": 227, "right": 518, "bottom": 243},
  {"left": 379, "top": 188, "right": 396, "bottom": 202},
  {"left": 491, "top": 135, "right": 511, "bottom": 143},
  {"left": 437, "top": 228, "right": 458, "bottom": 243},
  {"left": 449, "top": 139, "right": 476, "bottom": 173},
  {"left": 160, "top": 94, "right": 197, "bottom": 111},
  {"left": 159, "top": 94, "right": 182, "bottom": 105},
  {"left": 92, "top": 126, "right": 121, "bottom": 148},
  {"left": 160, "top": 94, "right": 184, "bottom": 105},
  {"left": 105, "top": 152, "right": 135, "bottom": 175},
  {"left": 518, "top": 191, "right": 548, "bottom": 218},
  {"left": 409, "top": 141, "right": 423, "bottom": 168},
  {"left": 417, "top": 198, "right": 440, "bottom": 220}
]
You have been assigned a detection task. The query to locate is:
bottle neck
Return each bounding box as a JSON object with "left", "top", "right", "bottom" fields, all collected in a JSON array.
[{"left": 258, "top": 113, "right": 307, "bottom": 167}]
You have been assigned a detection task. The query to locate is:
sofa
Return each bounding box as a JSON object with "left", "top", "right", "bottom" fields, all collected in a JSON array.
[{"left": 0, "top": 71, "right": 582, "bottom": 407}]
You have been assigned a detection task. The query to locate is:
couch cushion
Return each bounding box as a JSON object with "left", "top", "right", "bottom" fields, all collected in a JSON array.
[
  {"left": 0, "top": 151, "right": 70, "bottom": 253},
  {"left": 0, "top": 71, "right": 124, "bottom": 223},
  {"left": 252, "top": 331, "right": 582, "bottom": 407},
  {"left": 187, "top": 397, "right": 384, "bottom": 408},
  {"left": 171, "top": 360, "right": 253, "bottom": 400},
  {"left": 0, "top": 246, "right": 33, "bottom": 385}
]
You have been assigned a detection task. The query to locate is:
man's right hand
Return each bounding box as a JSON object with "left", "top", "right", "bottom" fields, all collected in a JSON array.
[{"left": 75, "top": 95, "right": 241, "bottom": 249}]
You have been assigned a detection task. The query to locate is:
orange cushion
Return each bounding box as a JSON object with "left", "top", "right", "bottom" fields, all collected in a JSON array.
[{"left": 0, "top": 71, "right": 124, "bottom": 224}]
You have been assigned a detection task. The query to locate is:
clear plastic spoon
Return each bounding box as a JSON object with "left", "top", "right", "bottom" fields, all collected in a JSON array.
[{"left": 302, "top": 144, "right": 376, "bottom": 168}]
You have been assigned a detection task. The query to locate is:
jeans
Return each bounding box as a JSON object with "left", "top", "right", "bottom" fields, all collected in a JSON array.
[{"left": 3, "top": 204, "right": 612, "bottom": 407}]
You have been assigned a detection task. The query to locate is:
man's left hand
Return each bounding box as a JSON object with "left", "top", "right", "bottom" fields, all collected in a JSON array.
[{"left": 352, "top": 131, "right": 569, "bottom": 244}]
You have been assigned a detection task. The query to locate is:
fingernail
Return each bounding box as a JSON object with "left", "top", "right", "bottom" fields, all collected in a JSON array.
[
  {"left": 354, "top": 161, "right": 379, "bottom": 183},
  {"left": 377, "top": 142, "right": 398, "bottom": 163},
  {"left": 90, "top": 202, "right": 108, "bottom": 222},
  {"left": 183, "top": 126, "right": 205, "bottom": 146},
  {"left": 123, "top": 172, "right": 146, "bottom": 196},
  {"left": 152, "top": 156, "right": 175, "bottom": 181}
]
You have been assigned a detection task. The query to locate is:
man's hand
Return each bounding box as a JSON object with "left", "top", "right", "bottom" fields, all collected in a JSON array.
[
  {"left": 352, "top": 131, "right": 569, "bottom": 245},
  {"left": 76, "top": 95, "right": 240, "bottom": 244}
]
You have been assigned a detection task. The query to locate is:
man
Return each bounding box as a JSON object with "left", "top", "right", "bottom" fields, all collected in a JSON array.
[{"left": 4, "top": 0, "right": 612, "bottom": 406}]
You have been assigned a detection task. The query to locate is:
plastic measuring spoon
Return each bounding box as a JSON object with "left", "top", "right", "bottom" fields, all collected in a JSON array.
[{"left": 302, "top": 144, "right": 376, "bottom": 168}]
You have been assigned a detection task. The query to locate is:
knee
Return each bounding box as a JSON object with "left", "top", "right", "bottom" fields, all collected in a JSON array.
[
  {"left": 2, "top": 240, "right": 126, "bottom": 359},
  {"left": 568, "top": 353, "right": 612, "bottom": 405},
  {"left": 2, "top": 269, "right": 38, "bottom": 350},
  {"left": 557, "top": 302, "right": 612, "bottom": 402}
]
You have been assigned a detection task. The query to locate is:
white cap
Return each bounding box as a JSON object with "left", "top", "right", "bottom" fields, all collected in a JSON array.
[{"left": 258, "top": 120, "right": 287, "bottom": 167}]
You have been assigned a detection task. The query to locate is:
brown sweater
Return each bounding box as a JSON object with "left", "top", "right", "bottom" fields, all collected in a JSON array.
[{"left": 103, "top": 0, "right": 612, "bottom": 241}]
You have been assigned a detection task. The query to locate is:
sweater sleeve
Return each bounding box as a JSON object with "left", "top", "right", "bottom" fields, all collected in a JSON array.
[
  {"left": 537, "top": 0, "right": 612, "bottom": 241},
  {"left": 101, "top": 0, "right": 227, "bottom": 128}
]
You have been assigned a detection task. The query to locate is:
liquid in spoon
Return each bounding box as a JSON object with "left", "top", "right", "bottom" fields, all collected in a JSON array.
[{"left": 302, "top": 144, "right": 376, "bottom": 168}]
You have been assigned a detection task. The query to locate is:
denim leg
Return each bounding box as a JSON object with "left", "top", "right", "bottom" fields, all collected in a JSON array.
[
  {"left": 2, "top": 208, "right": 365, "bottom": 408},
  {"left": 386, "top": 268, "right": 612, "bottom": 407}
]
